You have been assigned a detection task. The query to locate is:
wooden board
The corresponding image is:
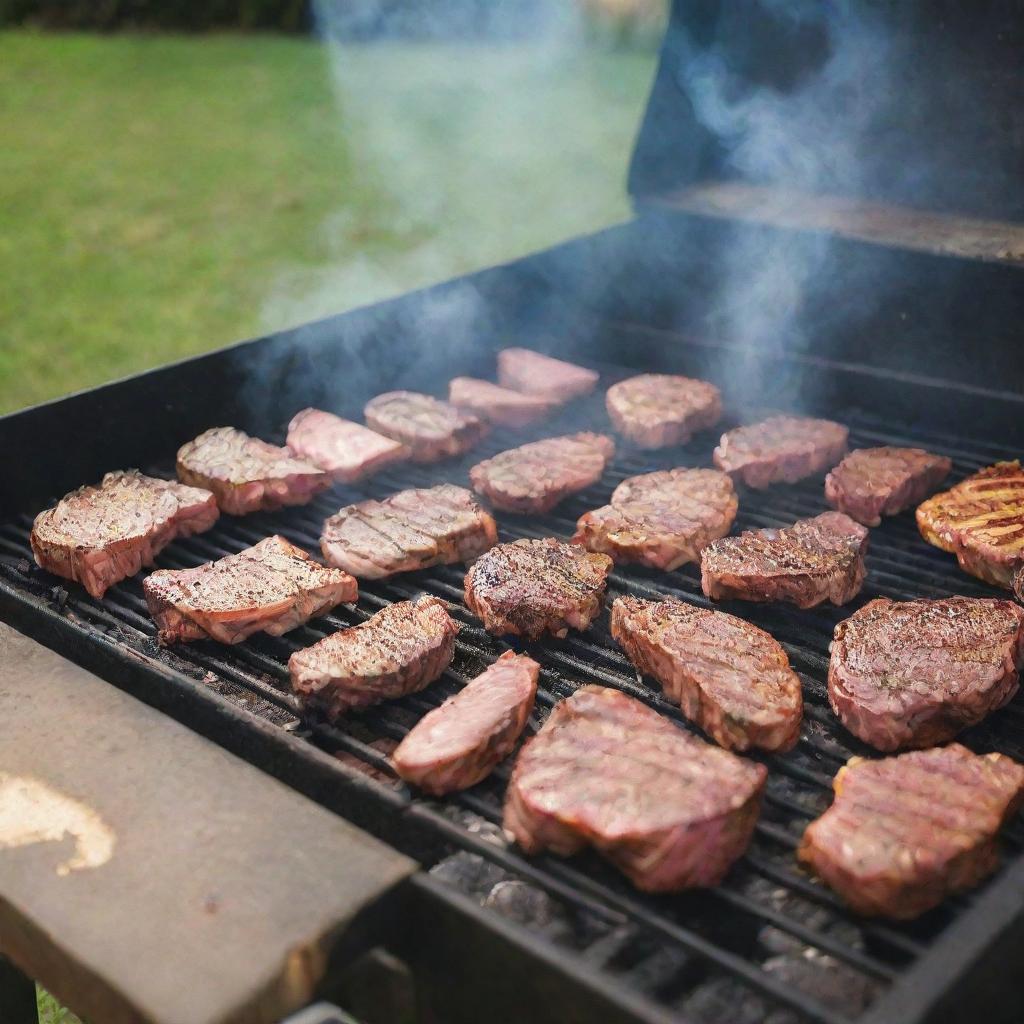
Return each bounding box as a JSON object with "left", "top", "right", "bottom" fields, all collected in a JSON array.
[{"left": 0, "top": 623, "right": 415, "bottom": 1024}]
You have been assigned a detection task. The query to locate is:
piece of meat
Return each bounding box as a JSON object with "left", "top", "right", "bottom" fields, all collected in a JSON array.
[
  {"left": 176, "top": 426, "right": 330, "bottom": 515},
  {"left": 321, "top": 484, "right": 497, "bottom": 580},
  {"left": 289, "top": 595, "right": 458, "bottom": 720},
  {"left": 496, "top": 348, "right": 599, "bottom": 402},
  {"left": 448, "top": 377, "right": 558, "bottom": 427},
  {"left": 286, "top": 407, "right": 409, "bottom": 483},
  {"left": 573, "top": 468, "right": 737, "bottom": 571},
  {"left": 364, "top": 391, "right": 488, "bottom": 463},
  {"left": 464, "top": 538, "right": 612, "bottom": 639},
  {"left": 610, "top": 597, "right": 802, "bottom": 752},
  {"left": 30, "top": 470, "right": 219, "bottom": 599},
  {"left": 605, "top": 374, "right": 722, "bottom": 449},
  {"left": 143, "top": 535, "right": 356, "bottom": 645},
  {"left": 469, "top": 432, "right": 615, "bottom": 514},
  {"left": 828, "top": 596, "right": 1024, "bottom": 751},
  {"left": 798, "top": 745, "right": 1024, "bottom": 918},
  {"left": 392, "top": 651, "right": 539, "bottom": 795},
  {"left": 701, "top": 511, "right": 868, "bottom": 609},
  {"left": 824, "top": 446, "right": 952, "bottom": 526},
  {"left": 713, "top": 415, "right": 849, "bottom": 489},
  {"left": 917, "top": 461, "right": 1024, "bottom": 587},
  {"left": 504, "top": 685, "right": 766, "bottom": 891}
]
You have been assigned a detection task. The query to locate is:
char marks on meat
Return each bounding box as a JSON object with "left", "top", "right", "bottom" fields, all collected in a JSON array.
[
  {"left": 31, "top": 471, "right": 219, "bottom": 599},
  {"left": 828, "top": 597, "right": 1024, "bottom": 751},
  {"left": 448, "top": 377, "right": 557, "bottom": 427},
  {"left": 289, "top": 595, "right": 458, "bottom": 720},
  {"left": 504, "top": 686, "right": 766, "bottom": 891},
  {"left": 496, "top": 348, "right": 598, "bottom": 402},
  {"left": 286, "top": 407, "right": 409, "bottom": 482},
  {"left": 464, "top": 538, "right": 612, "bottom": 639},
  {"left": 611, "top": 597, "right": 802, "bottom": 752},
  {"left": 392, "top": 651, "right": 539, "bottom": 795},
  {"left": 177, "top": 426, "right": 330, "bottom": 515},
  {"left": 321, "top": 484, "right": 497, "bottom": 580},
  {"left": 469, "top": 432, "right": 615, "bottom": 514},
  {"left": 799, "top": 745, "right": 1024, "bottom": 918},
  {"left": 364, "top": 391, "right": 488, "bottom": 463},
  {"left": 701, "top": 511, "right": 868, "bottom": 609},
  {"left": 573, "top": 468, "right": 737, "bottom": 571},
  {"left": 714, "top": 415, "right": 849, "bottom": 489},
  {"left": 605, "top": 374, "right": 722, "bottom": 449}
]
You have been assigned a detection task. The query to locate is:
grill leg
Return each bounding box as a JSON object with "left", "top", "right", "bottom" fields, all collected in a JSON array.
[{"left": 0, "top": 956, "right": 37, "bottom": 1024}]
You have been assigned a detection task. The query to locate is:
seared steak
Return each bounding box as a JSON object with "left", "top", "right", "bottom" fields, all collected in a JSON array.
[
  {"left": 605, "top": 374, "right": 722, "bottom": 449},
  {"left": 364, "top": 391, "right": 487, "bottom": 463},
  {"left": 713, "top": 415, "right": 849, "bottom": 489},
  {"left": 573, "top": 468, "right": 737, "bottom": 571},
  {"left": 177, "top": 426, "right": 330, "bottom": 515},
  {"left": 828, "top": 597, "right": 1024, "bottom": 751},
  {"left": 31, "top": 470, "right": 219, "bottom": 599},
  {"left": 144, "top": 535, "right": 356, "bottom": 645},
  {"left": 825, "top": 446, "right": 951, "bottom": 526},
  {"left": 799, "top": 745, "right": 1024, "bottom": 918},
  {"left": 448, "top": 377, "right": 557, "bottom": 427},
  {"left": 286, "top": 407, "right": 409, "bottom": 482},
  {"left": 504, "top": 685, "right": 766, "bottom": 891},
  {"left": 469, "top": 432, "right": 615, "bottom": 514},
  {"left": 917, "top": 461, "right": 1024, "bottom": 587},
  {"left": 701, "top": 511, "right": 868, "bottom": 608},
  {"left": 464, "top": 538, "right": 612, "bottom": 639},
  {"left": 289, "top": 595, "right": 458, "bottom": 719},
  {"left": 321, "top": 484, "right": 497, "bottom": 580},
  {"left": 496, "top": 347, "right": 598, "bottom": 402},
  {"left": 611, "top": 597, "right": 803, "bottom": 752},
  {"left": 392, "top": 651, "right": 539, "bottom": 795}
]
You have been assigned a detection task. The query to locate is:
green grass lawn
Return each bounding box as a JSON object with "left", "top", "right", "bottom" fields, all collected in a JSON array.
[{"left": 0, "top": 31, "right": 657, "bottom": 415}]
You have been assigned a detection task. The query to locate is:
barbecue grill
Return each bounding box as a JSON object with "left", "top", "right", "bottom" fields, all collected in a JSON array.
[{"left": 4, "top": 3, "right": 1024, "bottom": 1022}]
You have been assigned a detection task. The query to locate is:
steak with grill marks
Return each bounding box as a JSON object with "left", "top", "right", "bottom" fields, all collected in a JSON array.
[
  {"left": 286, "top": 407, "right": 409, "bottom": 483},
  {"left": 321, "top": 484, "right": 497, "bottom": 579},
  {"left": 177, "top": 426, "right": 330, "bottom": 515},
  {"left": 392, "top": 651, "right": 539, "bottom": 795},
  {"left": 364, "top": 391, "right": 488, "bottom": 463},
  {"left": 469, "top": 432, "right": 615, "bottom": 514},
  {"left": 828, "top": 597, "right": 1024, "bottom": 751},
  {"left": 701, "top": 511, "right": 869, "bottom": 609},
  {"left": 496, "top": 348, "right": 598, "bottom": 402},
  {"left": 799, "top": 745, "right": 1024, "bottom": 918},
  {"left": 573, "top": 468, "right": 737, "bottom": 570},
  {"left": 713, "top": 415, "right": 849, "bottom": 489},
  {"left": 464, "top": 538, "right": 612, "bottom": 639},
  {"left": 289, "top": 595, "right": 458, "bottom": 719},
  {"left": 143, "top": 535, "right": 357, "bottom": 645},
  {"left": 825, "top": 446, "right": 951, "bottom": 526},
  {"left": 31, "top": 470, "right": 219, "bottom": 599},
  {"left": 605, "top": 374, "right": 722, "bottom": 449},
  {"left": 611, "top": 597, "right": 803, "bottom": 752},
  {"left": 504, "top": 685, "right": 767, "bottom": 892},
  {"left": 448, "top": 377, "right": 558, "bottom": 427}
]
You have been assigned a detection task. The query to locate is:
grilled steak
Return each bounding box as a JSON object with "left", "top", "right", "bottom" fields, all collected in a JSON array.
[
  {"left": 144, "top": 535, "right": 357, "bottom": 645},
  {"left": 469, "top": 432, "right": 615, "bottom": 514},
  {"left": 504, "top": 685, "right": 766, "bottom": 891},
  {"left": 611, "top": 597, "right": 802, "bottom": 752},
  {"left": 496, "top": 347, "right": 598, "bottom": 402},
  {"left": 605, "top": 374, "right": 722, "bottom": 449},
  {"left": 917, "top": 461, "right": 1024, "bottom": 587},
  {"left": 289, "top": 595, "right": 458, "bottom": 719},
  {"left": 392, "top": 651, "right": 539, "bottom": 795},
  {"left": 828, "top": 597, "right": 1024, "bottom": 751},
  {"left": 464, "top": 538, "right": 612, "bottom": 639},
  {"left": 799, "top": 745, "right": 1024, "bottom": 918},
  {"left": 573, "top": 468, "right": 737, "bottom": 571},
  {"left": 321, "top": 484, "right": 497, "bottom": 580},
  {"left": 448, "top": 377, "right": 557, "bottom": 427},
  {"left": 364, "top": 391, "right": 488, "bottom": 463},
  {"left": 713, "top": 415, "right": 849, "bottom": 489},
  {"left": 701, "top": 511, "right": 868, "bottom": 608},
  {"left": 825, "top": 446, "right": 951, "bottom": 526},
  {"left": 177, "top": 426, "right": 330, "bottom": 515},
  {"left": 286, "top": 407, "right": 409, "bottom": 482},
  {"left": 31, "top": 471, "right": 219, "bottom": 599}
]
